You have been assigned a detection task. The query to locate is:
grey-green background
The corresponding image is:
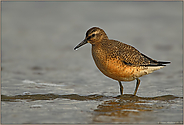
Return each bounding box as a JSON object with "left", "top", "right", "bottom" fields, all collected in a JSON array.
[{"left": 2, "top": 2, "right": 182, "bottom": 124}]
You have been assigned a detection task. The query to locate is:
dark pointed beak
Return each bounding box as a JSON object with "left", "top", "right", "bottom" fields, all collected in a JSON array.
[{"left": 74, "top": 39, "right": 88, "bottom": 50}]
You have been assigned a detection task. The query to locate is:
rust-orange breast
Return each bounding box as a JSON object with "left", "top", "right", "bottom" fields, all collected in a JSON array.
[{"left": 91, "top": 43, "right": 142, "bottom": 81}]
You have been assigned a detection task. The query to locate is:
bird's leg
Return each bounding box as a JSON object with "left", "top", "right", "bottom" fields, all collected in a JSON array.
[
  {"left": 133, "top": 78, "right": 140, "bottom": 95},
  {"left": 118, "top": 81, "right": 123, "bottom": 95}
]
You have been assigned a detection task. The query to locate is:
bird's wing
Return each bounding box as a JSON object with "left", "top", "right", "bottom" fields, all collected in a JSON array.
[{"left": 109, "top": 41, "right": 170, "bottom": 66}]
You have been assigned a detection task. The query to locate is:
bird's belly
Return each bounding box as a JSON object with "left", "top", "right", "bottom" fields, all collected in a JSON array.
[{"left": 93, "top": 56, "right": 139, "bottom": 81}]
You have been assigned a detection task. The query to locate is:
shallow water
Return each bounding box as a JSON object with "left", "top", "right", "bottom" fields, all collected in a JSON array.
[
  {"left": 1, "top": 93, "right": 183, "bottom": 123},
  {"left": 1, "top": 2, "right": 183, "bottom": 124}
]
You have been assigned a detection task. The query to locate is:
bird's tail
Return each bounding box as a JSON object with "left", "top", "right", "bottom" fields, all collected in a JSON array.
[{"left": 156, "top": 61, "right": 171, "bottom": 66}]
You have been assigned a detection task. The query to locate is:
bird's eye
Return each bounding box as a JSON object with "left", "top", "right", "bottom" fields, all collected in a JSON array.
[
  {"left": 92, "top": 34, "right": 95, "bottom": 37},
  {"left": 87, "top": 34, "right": 95, "bottom": 40}
]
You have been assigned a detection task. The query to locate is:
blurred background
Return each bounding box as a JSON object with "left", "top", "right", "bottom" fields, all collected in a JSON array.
[{"left": 1, "top": 2, "right": 182, "bottom": 124}]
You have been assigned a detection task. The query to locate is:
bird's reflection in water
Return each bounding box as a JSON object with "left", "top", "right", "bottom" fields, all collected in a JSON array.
[{"left": 93, "top": 94, "right": 182, "bottom": 123}]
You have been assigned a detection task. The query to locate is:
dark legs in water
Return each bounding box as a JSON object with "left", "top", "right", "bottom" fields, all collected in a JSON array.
[
  {"left": 118, "top": 81, "right": 123, "bottom": 95},
  {"left": 118, "top": 78, "right": 140, "bottom": 95},
  {"left": 133, "top": 78, "right": 140, "bottom": 95}
]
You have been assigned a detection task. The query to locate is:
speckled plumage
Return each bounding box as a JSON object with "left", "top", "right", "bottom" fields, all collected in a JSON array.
[{"left": 74, "top": 27, "right": 170, "bottom": 95}]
